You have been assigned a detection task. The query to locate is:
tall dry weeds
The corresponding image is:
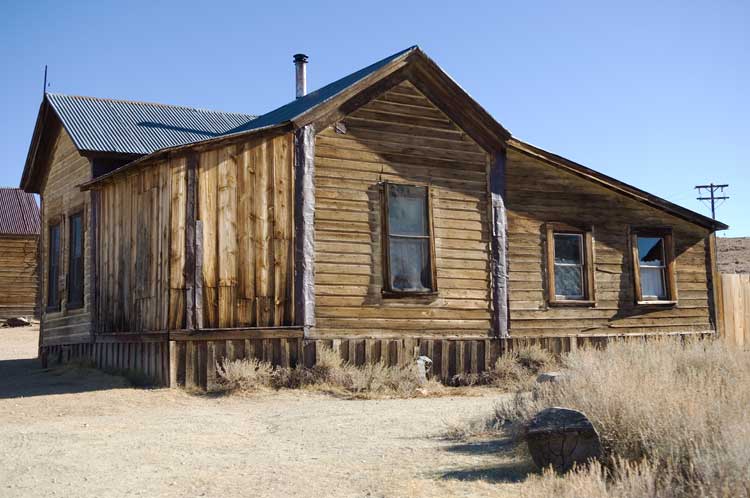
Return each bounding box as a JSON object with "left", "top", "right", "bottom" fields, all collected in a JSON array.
[
  {"left": 496, "top": 338, "right": 750, "bottom": 497},
  {"left": 214, "top": 346, "right": 443, "bottom": 398}
]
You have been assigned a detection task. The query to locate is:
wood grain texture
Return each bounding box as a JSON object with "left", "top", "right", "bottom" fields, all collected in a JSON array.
[
  {"left": 312, "top": 80, "right": 493, "bottom": 339},
  {"left": 505, "top": 147, "right": 715, "bottom": 335},
  {"left": 0, "top": 235, "right": 38, "bottom": 318},
  {"left": 38, "top": 127, "right": 92, "bottom": 345}
]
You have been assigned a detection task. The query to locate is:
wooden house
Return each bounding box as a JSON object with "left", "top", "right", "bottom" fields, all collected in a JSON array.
[
  {"left": 20, "top": 47, "right": 727, "bottom": 386},
  {"left": 0, "top": 188, "right": 40, "bottom": 319}
]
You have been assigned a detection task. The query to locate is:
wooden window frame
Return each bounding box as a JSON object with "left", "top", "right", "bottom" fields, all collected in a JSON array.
[
  {"left": 67, "top": 209, "right": 85, "bottom": 310},
  {"left": 46, "top": 220, "right": 62, "bottom": 312},
  {"left": 381, "top": 182, "right": 438, "bottom": 298},
  {"left": 630, "top": 227, "right": 678, "bottom": 305},
  {"left": 545, "top": 223, "right": 596, "bottom": 306}
]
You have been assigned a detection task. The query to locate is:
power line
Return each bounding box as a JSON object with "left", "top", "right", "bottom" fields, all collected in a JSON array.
[{"left": 695, "top": 183, "right": 729, "bottom": 220}]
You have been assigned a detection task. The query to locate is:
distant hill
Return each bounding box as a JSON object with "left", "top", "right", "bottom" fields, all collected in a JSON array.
[{"left": 717, "top": 237, "right": 750, "bottom": 274}]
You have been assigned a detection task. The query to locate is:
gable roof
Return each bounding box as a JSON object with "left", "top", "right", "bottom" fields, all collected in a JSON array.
[
  {"left": 507, "top": 138, "right": 728, "bottom": 231},
  {"left": 82, "top": 46, "right": 512, "bottom": 188},
  {"left": 0, "top": 188, "right": 40, "bottom": 236}
]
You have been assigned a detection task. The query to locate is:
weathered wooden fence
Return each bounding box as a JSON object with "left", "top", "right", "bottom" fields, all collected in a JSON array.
[{"left": 721, "top": 273, "right": 750, "bottom": 349}]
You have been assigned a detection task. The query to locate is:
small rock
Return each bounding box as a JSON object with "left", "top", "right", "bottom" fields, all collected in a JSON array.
[
  {"left": 525, "top": 406, "right": 602, "bottom": 473},
  {"left": 536, "top": 372, "right": 567, "bottom": 384},
  {"left": 4, "top": 317, "right": 31, "bottom": 327}
]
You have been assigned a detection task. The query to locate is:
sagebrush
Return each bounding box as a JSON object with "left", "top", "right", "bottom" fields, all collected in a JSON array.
[
  {"left": 214, "top": 346, "right": 443, "bottom": 398},
  {"left": 494, "top": 338, "right": 750, "bottom": 497}
]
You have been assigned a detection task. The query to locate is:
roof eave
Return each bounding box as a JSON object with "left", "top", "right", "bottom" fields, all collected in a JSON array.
[
  {"left": 507, "top": 138, "right": 728, "bottom": 232},
  {"left": 80, "top": 122, "right": 292, "bottom": 190}
]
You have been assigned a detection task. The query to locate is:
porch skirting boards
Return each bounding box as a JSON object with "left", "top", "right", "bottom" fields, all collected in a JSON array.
[{"left": 39, "top": 329, "right": 714, "bottom": 390}]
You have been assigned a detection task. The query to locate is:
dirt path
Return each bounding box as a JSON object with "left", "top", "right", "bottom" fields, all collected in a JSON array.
[{"left": 0, "top": 327, "right": 532, "bottom": 497}]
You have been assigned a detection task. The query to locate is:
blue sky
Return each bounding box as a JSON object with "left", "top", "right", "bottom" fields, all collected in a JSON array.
[{"left": 1, "top": 0, "right": 747, "bottom": 235}]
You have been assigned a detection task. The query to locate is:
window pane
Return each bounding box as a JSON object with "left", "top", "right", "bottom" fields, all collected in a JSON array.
[
  {"left": 68, "top": 214, "right": 84, "bottom": 306},
  {"left": 638, "top": 237, "right": 665, "bottom": 267},
  {"left": 555, "top": 264, "right": 583, "bottom": 298},
  {"left": 48, "top": 224, "right": 60, "bottom": 307},
  {"left": 640, "top": 267, "right": 666, "bottom": 299},
  {"left": 554, "top": 234, "right": 582, "bottom": 264},
  {"left": 388, "top": 238, "right": 432, "bottom": 292},
  {"left": 388, "top": 184, "right": 428, "bottom": 236}
]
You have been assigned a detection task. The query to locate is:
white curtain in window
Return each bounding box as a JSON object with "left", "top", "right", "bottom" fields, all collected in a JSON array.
[{"left": 640, "top": 267, "right": 666, "bottom": 298}]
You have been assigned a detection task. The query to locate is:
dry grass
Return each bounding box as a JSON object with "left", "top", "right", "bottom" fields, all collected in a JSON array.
[
  {"left": 214, "top": 346, "right": 445, "bottom": 398},
  {"left": 493, "top": 338, "right": 750, "bottom": 497},
  {"left": 452, "top": 345, "right": 556, "bottom": 390}
]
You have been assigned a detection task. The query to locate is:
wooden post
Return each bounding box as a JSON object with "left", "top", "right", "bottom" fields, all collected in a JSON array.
[
  {"left": 707, "top": 233, "right": 725, "bottom": 339},
  {"left": 293, "top": 126, "right": 316, "bottom": 336},
  {"left": 185, "top": 153, "right": 198, "bottom": 331},
  {"left": 489, "top": 150, "right": 509, "bottom": 338},
  {"left": 90, "top": 189, "right": 100, "bottom": 337}
]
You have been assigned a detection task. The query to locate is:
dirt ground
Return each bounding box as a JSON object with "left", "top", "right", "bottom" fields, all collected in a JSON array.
[{"left": 0, "top": 326, "right": 534, "bottom": 498}]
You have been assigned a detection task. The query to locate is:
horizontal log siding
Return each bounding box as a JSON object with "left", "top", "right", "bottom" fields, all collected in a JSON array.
[
  {"left": 39, "top": 128, "right": 92, "bottom": 345},
  {"left": 313, "top": 80, "right": 493, "bottom": 338},
  {"left": 97, "top": 159, "right": 178, "bottom": 333},
  {"left": 505, "top": 148, "right": 714, "bottom": 336},
  {"left": 0, "top": 235, "right": 38, "bottom": 318},
  {"left": 198, "top": 134, "right": 294, "bottom": 328}
]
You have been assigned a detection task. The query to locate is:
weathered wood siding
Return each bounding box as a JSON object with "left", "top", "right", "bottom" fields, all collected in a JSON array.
[
  {"left": 39, "top": 128, "right": 92, "bottom": 345},
  {"left": 197, "top": 134, "right": 294, "bottom": 328},
  {"left": 97, "top": 159, "right": 180, "bottom": 333},
  {"left": 0, "top": 235, "right": 38, "bottom": 318},
  {"left": 94, "top": 132, "right": 294, "bottom": 333},
  {"left": 313, "top": 80, "right": 493, "bottom": 338},
  {"left": 505, "top": 147, "right": 714, "bottom": 336}
]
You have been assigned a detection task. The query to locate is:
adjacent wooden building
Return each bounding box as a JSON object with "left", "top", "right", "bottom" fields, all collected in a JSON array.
[
  {"left": 21, "top": 46, "right": 727, "bottom": 387},
  {"left": 0, "top": 188, "right": 40, "bottom": 319}
]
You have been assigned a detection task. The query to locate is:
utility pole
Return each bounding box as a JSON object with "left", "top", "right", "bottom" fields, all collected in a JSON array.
[{"left": 695, "top": 183, "right": 729, "bottom": 220}]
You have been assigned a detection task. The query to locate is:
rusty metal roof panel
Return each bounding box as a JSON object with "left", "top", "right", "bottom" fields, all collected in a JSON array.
[
  {"left": 45, "top": 93, "right": 257, "bottom": 155},
  {"left": 0, "top": 188, "right": 40, "bottom": 235}
]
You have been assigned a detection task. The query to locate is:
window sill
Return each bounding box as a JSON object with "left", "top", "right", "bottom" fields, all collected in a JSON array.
[
  {"left": 382, "top": 290, "right": 438, "bottom": 299},
  {"left": 549, "top": 300, "right": 596, "bottom": 307},
  {"left": 636, "top": 300, "right": 677, "bottom": 306}
]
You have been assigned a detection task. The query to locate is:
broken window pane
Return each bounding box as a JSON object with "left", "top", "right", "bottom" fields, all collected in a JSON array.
[
  {"left": 638, "top": 237, "right": 665, "bottom": 266},
  {"left": 388, "top": 238, "right": 431, "bottom": 292}
]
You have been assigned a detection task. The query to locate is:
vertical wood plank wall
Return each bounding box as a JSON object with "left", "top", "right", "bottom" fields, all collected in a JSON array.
[
  {"left": 97, "top": 159, "right": 179, "bottom": 333},
  {"left": 197, "top": 134, "right": 294, "bottom": 328},
  {"left": 0, "top": 235, "right": 38, "bottom": 318},
  {"left": 95, "top": 133, "right": 295, "bottom": 334},
  {"left": 721, "top": 273, "right": 750, "bottom": 349},
  {"left": 313, "top": 80, "right": 493, "bottom": 338},
  {"left": 39, "top": 128, "right": 92, "bottom": 345},
  {"left": 505, "top": 147, "right": 714, "bottom": 336}
]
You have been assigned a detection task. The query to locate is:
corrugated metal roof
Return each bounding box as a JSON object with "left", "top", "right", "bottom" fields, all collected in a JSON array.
[
  {"left": 0, "top": 188, "right": 40, "bottom": 235},
  {"left": 46, "top": 94, "right": 257, "bottom": 155}
]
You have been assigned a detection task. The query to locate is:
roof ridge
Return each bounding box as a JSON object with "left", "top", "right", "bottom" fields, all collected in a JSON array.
[{"left": 45, "top": 92, "right": 257, "bottom": 117}]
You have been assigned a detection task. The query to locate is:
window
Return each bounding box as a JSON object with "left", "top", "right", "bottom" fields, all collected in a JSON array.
[
  {"left": 47, "top": 222, "right": 61, "bottom": 311},
  {"left": 545, "top": 224, "right": 595, "bottom": 305},
  {"left": 382, "top": 183, "right": 436, "bottom": 295},
  {"left": 631, "top": 228, "right": 677, "bottom": 303},
  {"left": 67, "top": 212, "right": 85, "bottom": 309}
]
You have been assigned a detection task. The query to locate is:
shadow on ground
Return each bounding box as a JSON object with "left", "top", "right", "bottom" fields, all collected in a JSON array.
[
  {"left": 0, "top": 358, "right": 131, "bottom": 399},
  {"left": 438, "top": 436, "right": 538, "bottom": 484}
]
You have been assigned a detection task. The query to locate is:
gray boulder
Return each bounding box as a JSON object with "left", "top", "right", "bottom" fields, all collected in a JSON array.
[{"left": 525, "top": 406, "right": 602, "bottom": 473}]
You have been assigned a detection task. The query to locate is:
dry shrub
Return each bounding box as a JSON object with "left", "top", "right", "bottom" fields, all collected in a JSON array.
[
  {"left": 495, "top": 338, "right": 750, "bottom": 497},
  {"left": 215, "top": 346, "right": 442, "bottom": 398},
  {"left": 215, "top": 357, "right": 274, "bottom": 392},
  {"left": 452, "top": 345, "right": 556, "bottom": 390}
]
